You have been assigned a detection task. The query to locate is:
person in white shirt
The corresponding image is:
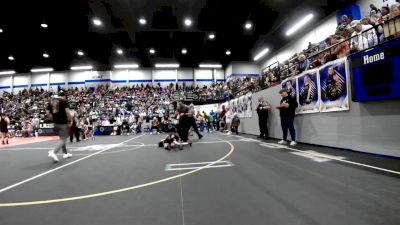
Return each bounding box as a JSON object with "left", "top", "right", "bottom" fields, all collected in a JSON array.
[
  {"left": 31, "top": 115, "right": 40, "bottom": 137},
  {"left": 225, "top": 107, "right": 233, "bottom": 135},
  {"left": 350, "top": 20, "right": 378, "bottom": 51}
]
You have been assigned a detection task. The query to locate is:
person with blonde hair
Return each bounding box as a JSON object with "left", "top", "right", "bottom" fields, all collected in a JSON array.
[
  {"left": 151, "top": 117, "right": 160, "bottom": 134},
  {"left": 390, "top": 3, "right": 400, "bottom": 18}
]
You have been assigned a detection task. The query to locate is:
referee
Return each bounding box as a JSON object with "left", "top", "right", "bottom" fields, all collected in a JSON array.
[{"left": 174, "top": 101, "right": 190, "bottom": 143}]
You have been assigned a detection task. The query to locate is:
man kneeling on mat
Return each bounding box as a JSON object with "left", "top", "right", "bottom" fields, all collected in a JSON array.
[{"left": 158, "top": 133, "right": 181, "bottom": 150}]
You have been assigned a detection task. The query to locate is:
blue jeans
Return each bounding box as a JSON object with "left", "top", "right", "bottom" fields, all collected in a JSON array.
[{"left": 280, "top": 117, "right": 296, "bottom": 141}]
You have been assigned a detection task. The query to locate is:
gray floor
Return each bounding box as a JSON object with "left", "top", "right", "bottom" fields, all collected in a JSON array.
[{"left": 0, "top": 133, "right": 399, "bottom": 225}]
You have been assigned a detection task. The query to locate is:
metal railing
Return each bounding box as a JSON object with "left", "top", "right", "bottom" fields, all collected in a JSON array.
[{"left": 261, "top": 15, "right": 400, "bottom": 86}]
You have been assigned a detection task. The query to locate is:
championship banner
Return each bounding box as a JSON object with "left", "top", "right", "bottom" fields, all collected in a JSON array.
[
  {"left": 281, "top": 77, "right": 298, "bottom": 100},
  {"left": 244, "top": 93, "right": 253, "bottom": 118},
  {"left": 319, "top": 58, "right": 349, "bottom": 112},
  {"left": 297, "top": 70, "right": 320, "bottom": 114},
  {"left": 230, "top": 98, "right": 238, "bottom": 115},
  {"left": 238, "top": 96, "right": 245, "bottom": 118}
]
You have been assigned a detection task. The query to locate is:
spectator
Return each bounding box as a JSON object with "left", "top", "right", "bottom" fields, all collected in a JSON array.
[
  {"left": 350, "top": 20, "right": 378, "bottom": 51},
  {"left": 390, "top": 3, "right": 400, "bottom": 37},
  {"left": 370, "top": 4, "right": 380, "bottom": 16},
  {"left": 382, "top": 6, "right": 390, "bottom": 21},
  {"left": 296, "top": 53, "right": 310, "bottom": 74},
  {"left": 31, "top": 114, "right": 40, "bottom": 137},
  {"left": 276, "top": 89, "right": 298, "bottom": 146},
  {"left": 256, "top": 96, "right": 270, "bottom": 139},
  {"left": 231, "top": 114, "right": 240, "bottom": 135},
  {"left": 0, "top": 113, "right": 10, "bottom": 145},
  {"left": 341, "top": 15, "right": 352, "bottom": 29},
  {"left": 225, "top": 107, "right": 232, "bottom": 135},
  {"left": 390, "top": 3, "right": 400, "bottom": 18},
  {"left": 327, "top": 35, "right": 349, "bottom": 59},
  {"left": 151, "top": 117, "right": 159, "bottom": 134}
]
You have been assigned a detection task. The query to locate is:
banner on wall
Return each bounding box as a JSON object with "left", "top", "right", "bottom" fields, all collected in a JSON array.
[
  {"left": 319, "top": 58, "right": 349, "bottom": 112},
  {"left": 221, "top": 92, "right": 253, "bottom": 118},
  {"left": 244, "top": 93, "right": 253, "bottom": 118},
  {"left": 281, "top": 77, "right": 297, "bottom": 100},
  {"left": 282, "top": 77, "right": 299, "bottom": 114},
  {"left": 297, "top": 70, "right": 320, "bottom": 114},
  {"left": 230, "top": 98, "right": 238, "bottom": 115}
]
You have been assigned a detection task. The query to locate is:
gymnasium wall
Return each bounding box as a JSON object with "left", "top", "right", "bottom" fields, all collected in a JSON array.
[
  {"left": 177, "top": 68, "right": 195, "bottom": 86},
  {"left": 226, "top": 62, "right": 261, "bottom": 80},
  {"left": 238, "top": 84, "right": 400, "bottom": 158}
]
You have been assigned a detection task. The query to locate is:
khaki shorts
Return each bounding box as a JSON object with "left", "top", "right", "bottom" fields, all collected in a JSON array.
[{"left": 54, "top": 124, "right": 68, "bottom": 139}]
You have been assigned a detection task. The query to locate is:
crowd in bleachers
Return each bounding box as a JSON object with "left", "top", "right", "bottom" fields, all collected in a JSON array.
[
  {"left": 260, "top": 2, "right": 400, "bottom": 88},
  {"left": 0, "top": 83, "right": 236, "bottom": 140}
]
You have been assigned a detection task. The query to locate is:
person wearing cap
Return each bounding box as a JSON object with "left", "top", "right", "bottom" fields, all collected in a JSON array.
[
  {"left": 350, "top": 19, "right": 378, "bottom": 51},
  {"left": 46, "top": 92, "right": 73, "bottom": 162},
  {"left": 276, "top": 89, "right": 298, "bottom": 146}
]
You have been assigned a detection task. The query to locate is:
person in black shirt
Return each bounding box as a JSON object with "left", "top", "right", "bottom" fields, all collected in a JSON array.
[
  {"left": 46, "top": 92, "right": 73, "bottom": 162},
  {"left": 175, "top": 101, "right": 193, "bottom": 143},
  {"left": 276, "top": 89, "right": 298, "bottom": 146},
  {"left": 256, "top": 96, "right": 270, "bottom": 139}
]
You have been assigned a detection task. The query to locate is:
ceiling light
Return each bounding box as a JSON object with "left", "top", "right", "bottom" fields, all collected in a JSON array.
[
  {"left": 41, "top": 23, "right": 48, "bottom": 28},
  {"left": 208, "top": 33, "right": 215, "bottom": 40},
  {"left": 182, "top": 48, "right": 187, "bottom": 54},
  {"left": 31, "top": 68, "right": 54, "bottom": 73},
  {"left": 244, "top": 22, "right": 253, "bottom": 30},
  {"left": 253, "top": 48, "right": 269, "bottom": 61},
  {"left": 8, "top": 55, "right": 14, "bottom": 61},
  {"left": 116, "top": 49, "right": 123, "bottom": 55},
  {"left": 286, "top": 13, "right": 314, "bottom": 36},
  {"left": 77, "top": 50, "right": 84, "bottom": 56},
  {"left": 43, "top": 53, "right": 49, "bottom": 58},
  {"left": 70, "top": 65, "right": 93, "bottom": 71},
  {"left": 0, "top": 70, "right": 16, "bottom": 75},
  {"left": 184, "top": 18, "right": 192, "bottom": 27},
  {"left": 155, "top": 63, "right": 180, "bottom": 68},
  {"left": 225, "top": 50, "right": 231, "bottom": 55},
  {"left": 139, "top": 17, "right": 147, "bottom": 25},
  {"left": 114, "top": 64, "right": 139, "bottom": 69},
  {"left": 149, "top": 48, "right": 155, "bottom": 54},
  {"left": 0, "top": 28, "right": 3, "bottom": 33},
  {"left": 92, "top": 18, "right": 102, "bottom": 26},
  {"left": 199, "top": 64, "right": 222, "bottom": 68}
]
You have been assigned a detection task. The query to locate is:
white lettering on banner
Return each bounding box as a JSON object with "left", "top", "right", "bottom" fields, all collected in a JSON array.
[{"left": 363, "top": 52, "right": 385, "bottom": 65}]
